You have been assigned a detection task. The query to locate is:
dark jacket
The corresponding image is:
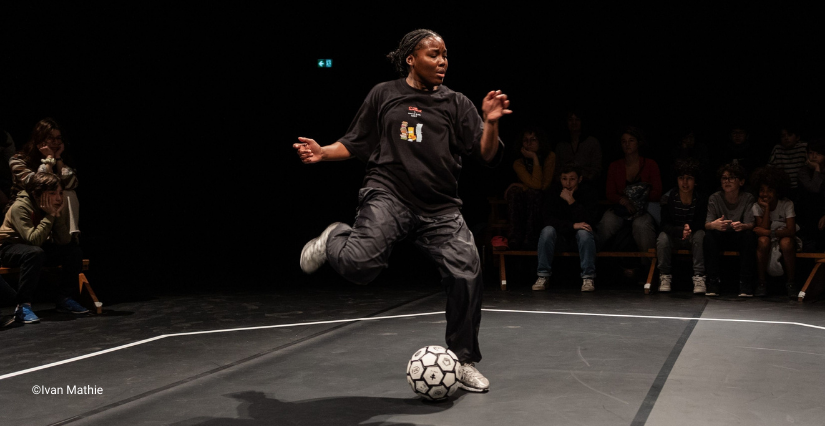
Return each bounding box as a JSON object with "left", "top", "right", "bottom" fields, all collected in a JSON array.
[
  {"left": 659, "top": 188, "right": 708, "bottom": 239},
  {"left": 541, "top": 181, "right": 600, "bottom": 238}
]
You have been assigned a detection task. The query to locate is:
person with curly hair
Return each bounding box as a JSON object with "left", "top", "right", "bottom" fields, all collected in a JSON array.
[
  {"left": 505, "top": 126, "right": 555, "bottom": 249},
  {"left": 751, "top": 166, "right": 801, "bottom": 297}
]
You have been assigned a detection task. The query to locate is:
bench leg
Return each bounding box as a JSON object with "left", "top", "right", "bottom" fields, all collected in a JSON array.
[
  {"left": 645, "top": 249, "right": 656, "bottom": 294},
  {"left": 499, "top": 253, "right": 507, "bottom": 291},
  {"left": 78, "top": 273, "right": 102, "bottom": 314},
  {"left": 798, "top": 260, "right": 825, "bottom": 302}
]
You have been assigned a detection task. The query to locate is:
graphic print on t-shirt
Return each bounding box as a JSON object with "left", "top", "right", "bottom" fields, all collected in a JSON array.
[{"left": 399, "top": 120, "right": 423, "bottom": 142}]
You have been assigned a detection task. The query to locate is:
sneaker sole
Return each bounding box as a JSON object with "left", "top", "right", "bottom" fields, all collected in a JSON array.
[
  {"left": 56, "top": 308, "right": 89, "bottom": 315},
  {"left": 458, "top": 382, "right": 489, "bottom": 393}
]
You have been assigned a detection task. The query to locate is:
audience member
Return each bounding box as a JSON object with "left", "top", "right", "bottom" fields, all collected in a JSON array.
[
  {"left": 796, "top": 138, "right": 825, "bottom": 251},
  {"left": 751, "top": 166, "right": 801, "bottom": 298},
  {"left": 715, "top": 125, "right": 760, "bottom": 189},
  {"left": 0, "top": 172, "right": 87, "bottom": 324},
  {"left": 655, "top": 159, "right": 708, "bottom": 294},
  {"left": 533, "top": 164, "right": 599, "bottom": 292},
  {"left": 597, "top": 126, "right": 662, "bottom": 277},
  {"left": 554, "top": 111, "right": 602, "bottom": 183},
  {"left": 703, "top": 163, "right": 756, "bottom": 297},
  {"left": 505, "top": 126, "right": 555, "bottom": 249},
  {"left": 768, "top": 125, "right": 807, "bottom": 201},
  {"left": 8, "top": 118, "right": 80, "bottom": 239},
  {"left": 666, "top": 129, "right": 711, "bottom": 189}
]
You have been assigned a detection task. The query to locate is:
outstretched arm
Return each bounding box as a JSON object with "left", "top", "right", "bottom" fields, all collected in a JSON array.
[
  {"left": 480, "top": 90, "right": 512, "bottom": 163},
  {"left": 293, "top": 137, "right": 353, "bottom": 163}
]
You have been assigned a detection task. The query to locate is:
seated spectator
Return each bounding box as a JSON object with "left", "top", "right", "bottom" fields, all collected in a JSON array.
[
  {"left": 0, "top": 172, "right": 87, "bottom": 324},
  {"left": 769, "top": 125, "right": 807, "bottom": 201},
  {"left": 666, "top": 129, "right": 711, "bottom": 189},
  {"left": 597, "top": 126, "right": 662, "bottom": 278},
  {"left": 703, "top": 163, "right": 757, "bottom": 297},
  {"left": 505, "top": 126, "right": 555, "bottom": 249},
  {"left": 751, "top": 166, "right": 801, "bottom": 298},
  {"left": 656, "top": 159, "right": 708, "bottom": 293},
  {"left": 714, "top": 125, "right": 760, "bottom": 189},
  {"left": 554, "top": 110, "right": 602, "bottom": 184},
  {"left": 8, "top": 118, "right": 80, "bottom": 239},
  {"left": 533, "top": 164, "right": 599, "bottom": 292},
  {"left": 796, "top": 138, "right": 825, "bottom": 251}
]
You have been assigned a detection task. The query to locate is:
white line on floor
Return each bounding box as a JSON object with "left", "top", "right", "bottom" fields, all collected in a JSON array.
[{"left": 1, "top": 309, "right": 823, "bottom": 381}]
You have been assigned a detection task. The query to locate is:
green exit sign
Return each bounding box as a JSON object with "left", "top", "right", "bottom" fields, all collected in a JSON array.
[{"left": 317, "top": 59, "right": 333, "bottom": 68}]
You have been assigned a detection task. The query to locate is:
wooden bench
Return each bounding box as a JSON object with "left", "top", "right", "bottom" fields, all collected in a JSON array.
[
  {"left": 649, "top": 250, "right": 825, "bottom": 301},
  {"left": 494, "top": 248, "right": 825, "bottom": 301},
  {"left": 0, "top": 259, "right": 101, "bottom": 314},
  {"left": 492, "top": 249, "right": 656, "bottom": 291}
]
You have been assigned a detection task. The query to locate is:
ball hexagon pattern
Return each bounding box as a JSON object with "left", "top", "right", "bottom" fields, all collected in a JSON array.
[{"left": 406, "top": 345, "right": 460, "bottom": 401}]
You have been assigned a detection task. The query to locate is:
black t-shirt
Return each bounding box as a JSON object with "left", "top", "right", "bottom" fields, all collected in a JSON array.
[{"left": 339, "top": 78, "right": 503, "bottom": 216}]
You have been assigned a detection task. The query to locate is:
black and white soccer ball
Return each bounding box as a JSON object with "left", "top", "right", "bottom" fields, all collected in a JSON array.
[{"left": 406, "top": 345, "right": 460, "bottom": 401}]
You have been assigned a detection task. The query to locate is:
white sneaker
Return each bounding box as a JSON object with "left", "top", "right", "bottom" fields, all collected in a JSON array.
[
  {"left": 532, "top": 276, "right": 548, "bottom": 291},
  {"left": 692, "top": 275, "right": 706, "bottom": 294},
  {"left": 659, "top": 274, "right": 672, "bottom": 292},
  {"left": 299, "top": 222, "right": 342, "bottom": 274},
  {"left": 581, "top": 278, "right": 595, "bottom": 292},
  {"left": 457, "top": 362, "right": 489, "bottom": 392}
]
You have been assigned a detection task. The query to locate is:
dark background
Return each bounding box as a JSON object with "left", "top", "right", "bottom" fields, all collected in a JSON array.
[{"left": 1, "top": 4, "right": 823, "bottom": 300}]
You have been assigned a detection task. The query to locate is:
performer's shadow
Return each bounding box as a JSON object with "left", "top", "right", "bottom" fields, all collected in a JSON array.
[{"left": 172, "top": 390, "right": 458, "bottom": 426}]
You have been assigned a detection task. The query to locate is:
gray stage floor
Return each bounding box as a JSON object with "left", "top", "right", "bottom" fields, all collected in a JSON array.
[{"left": 2, "top": 284, "right": 824, "bottom": 425}]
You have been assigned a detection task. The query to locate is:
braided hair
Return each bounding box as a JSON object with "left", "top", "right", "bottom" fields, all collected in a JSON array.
[{"left": 386, "top": 29, "right": 442, "bottom": 77}]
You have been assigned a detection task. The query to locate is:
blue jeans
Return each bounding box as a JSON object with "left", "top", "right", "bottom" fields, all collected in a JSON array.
[{"left": 537, "top": 226, "right": 596, "bottom": 278}]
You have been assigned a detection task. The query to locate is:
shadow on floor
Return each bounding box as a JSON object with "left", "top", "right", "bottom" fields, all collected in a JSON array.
[{"left": 171, "top": 390, "right": 457, "bottom": 426}]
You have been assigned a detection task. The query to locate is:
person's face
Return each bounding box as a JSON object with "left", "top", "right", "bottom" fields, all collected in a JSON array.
[
  {"left": 809, "top": 150, "right": 825, "bottom": 166},
  {"left": 44, "top": 129, "right": 62, "bottom": 150},
  {"left": 759, "top": 184, "right": 777, "bottom": 205},
  {"left": 567, "top": 114, "right": 581, "bottom": 133},
  {"left": 522, "top": 132, "right": 539, "bottom": 153},
  {"left": 44, "top": 187, "right": 64, "bottom": 209},
  {"left": 731, "top": 128, "right": 747, "bottom": 144},
  {"left": 407, "top": 36, "right": 448, "bottom": 88},
  {"left": 677, "top": 174, "right": 695, "bottom": 195},
  {"left": 720, "top": 171, "right": 744, "bottom": 193},
  {"left": 781, "top": 129, "right": 799, "bottom": 148},
  {"left": 621, "top": 133, "right": 638, "bottom": 155},
  {"left": 560, "top": 171, "right": 581, "bottom": 191}
]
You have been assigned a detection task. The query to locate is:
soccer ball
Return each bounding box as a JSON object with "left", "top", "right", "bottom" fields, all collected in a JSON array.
[{"left": 406, "top": 345, "right": 460, "bottom": 401}]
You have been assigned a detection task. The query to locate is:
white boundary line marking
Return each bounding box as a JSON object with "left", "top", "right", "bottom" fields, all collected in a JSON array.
[{"left": 1, "top": 309, "right": 823, "bottom": 381}]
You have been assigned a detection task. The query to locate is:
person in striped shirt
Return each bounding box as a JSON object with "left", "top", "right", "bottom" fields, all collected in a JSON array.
[{"left": 768, "top": 126, "right": 807, "bottom": 201}]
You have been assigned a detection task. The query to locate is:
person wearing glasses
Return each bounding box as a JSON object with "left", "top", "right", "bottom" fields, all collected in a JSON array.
[{"left": 703, "top": 163, "right": 757, "bottom": 297}]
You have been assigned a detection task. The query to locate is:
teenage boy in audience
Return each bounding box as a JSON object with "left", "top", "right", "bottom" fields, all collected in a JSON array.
[
  {"left": 533, "top": 163, "right": 599, "bottom": 292},
  {"left": 704, "top": 163, "right": 757, "bottom": 297},
  {"left": 0, "top": 172, "right": 86, "bottom": 324},
  {"left": 656, "top": 159, "right": 708, "bottom": 293}
]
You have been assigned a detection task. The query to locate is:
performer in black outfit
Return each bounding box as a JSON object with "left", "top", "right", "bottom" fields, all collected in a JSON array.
[{"left": 293, "top": 29, "right": 510, "bottom": 393}]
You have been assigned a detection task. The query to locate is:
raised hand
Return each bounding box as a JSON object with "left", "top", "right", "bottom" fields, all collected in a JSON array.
[
  {"left": 481, "top": 90, "right": 512, "bottom": 123},
  {"left": 560, "top": 188, "right": 575, "bottom": 204},
  {"left": 55, "top": 143, "right": 65, "bottom": 159},
  {"left": 38, "top": 143, "right": 54, "bottom": 158},
  {"left": 293, "top": 137, "right": 324, "bottom": 164}
]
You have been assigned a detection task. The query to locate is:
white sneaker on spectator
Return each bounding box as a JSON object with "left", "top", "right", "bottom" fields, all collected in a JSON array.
[
  {"left": 581, "top": 278, "right": 595, "bottom": 292},
  {"left": 457, "top": 362, "right": 489, "bottom": 392},
  {"left": 692, "top": 275, "right": 706, "bottom": 294},
  {"left": 300, "top": 222, "right": 342, "bottom": 274},
  {"left": 659, "top": 274, "right": 672, "bottom": 292},
  {"left": 532, "top": 276, "right": 548, "bottom": 291}
]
